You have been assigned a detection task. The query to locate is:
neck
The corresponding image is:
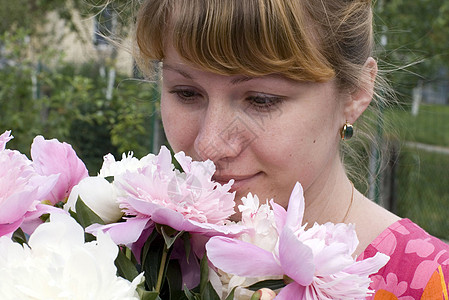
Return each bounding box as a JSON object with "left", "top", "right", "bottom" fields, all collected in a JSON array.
[{"left": 302, "top": 157, "right": 354, "bottom": 226}]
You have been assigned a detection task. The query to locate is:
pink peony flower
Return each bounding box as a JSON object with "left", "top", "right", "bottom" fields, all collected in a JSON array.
[
  {"left": 0, "top": 130, "right": 13, "bottom": 151},
  {"left": 109, "top": 146, "right": 242, "bottom": 236},
  {"left": 0, "top": 131, "right": 59, "bottom": 237},
  {"left": 87, "top": 146, "right": 245, "bottom": 289},
  {"left": 31, "top": 136, "right": 88, "bottom": 205},
  {"left": 206, "top": 182, "right": 390, "bottom": 300}
]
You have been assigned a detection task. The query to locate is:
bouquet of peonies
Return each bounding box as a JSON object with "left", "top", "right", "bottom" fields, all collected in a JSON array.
[{"left": 0, "top": 130, "right": 389, "bottom": 300}]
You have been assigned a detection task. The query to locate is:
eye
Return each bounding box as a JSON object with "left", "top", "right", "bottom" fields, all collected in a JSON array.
[
  {"left": 246, "top": 94, "right": 284, "bottom": 112},
  {"left": 168, "top": 87, "right": 201, "bottom": 103}
]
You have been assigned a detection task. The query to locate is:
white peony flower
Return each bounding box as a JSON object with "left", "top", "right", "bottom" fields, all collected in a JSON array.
[
  {"left": 98, "top": 152, "right": 157, "bottom": 177},
  {"left": 238, "top": 193, "right": 278, "bottom": 252},
  {"left": 65, "top": 176, "right": 123, "bottom": 224},
  {"left": 65, "top": 152, "right": 157, "bottom": 224},
  {"left": 0, "top": 213, "right": 142, "bottom": 300},
  {"left": 215, "top": 193, "right": 281, "bottom": 299}
]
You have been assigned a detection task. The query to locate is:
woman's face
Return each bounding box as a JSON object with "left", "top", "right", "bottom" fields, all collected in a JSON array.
[{"left": 160, "top": 44, "right": 346, "bottom": 212}]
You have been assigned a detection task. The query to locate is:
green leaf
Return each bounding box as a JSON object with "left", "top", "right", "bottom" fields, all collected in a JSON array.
[
  {"left": 141, "top": 230, "right": 158, "bottom": 267},
  {"left": 74, "top": 196, "right": 105, "bottom": 229},
  {"left": 200, "top": 282, "right": 221, "bottom": 300},
  {"left": 182, "top": 232, "right": 192, "bottom": 263},
  {"left": 68, "top": 208, "right": 79, "bottom": 222},
  {"left": 11, "top": 227, "right": 27, "bottom": 245},
  {"left": 104, "top": 176, "right": 114, "bottom": 183},
  {"left": 165, "top": 260, "right": 184, "bottom": 299},
  {"left": 115, "top": 247, "right": 139, "bottom": 281},
  {"left": 142, "top": 235, "right": 164, "bottom": 290},
  {"left": 160, "top": 226, "right": 184, "bottom": 249},
  {"left": 247, "top": 279, "right": 285, "bottom": 291},
  {"left": 199, "top": 254, "right": 209, "bottom": 295},
  {"left": 183, "top": 285, "right": 198, "bottom": 300},
  {"left": 137, "top": 287, "right": 160, "bottom": 300},
  {"left": 141, "top": 232, "right": 173, "bottom": 292},
  {"left": 225, "top": 287, "right": 237, "bottom": 300}
]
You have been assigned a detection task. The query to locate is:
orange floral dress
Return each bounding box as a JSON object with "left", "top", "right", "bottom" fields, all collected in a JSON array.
[{"left": 358, "top": 219, "right": 449, "bottom": 299}]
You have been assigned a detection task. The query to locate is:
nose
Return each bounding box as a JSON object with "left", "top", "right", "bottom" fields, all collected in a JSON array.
[{"left": 194, "top": 103, "right": 255, "bottom": 167}]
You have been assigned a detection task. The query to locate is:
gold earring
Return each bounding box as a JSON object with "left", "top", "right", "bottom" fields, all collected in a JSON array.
[{"left": 341, "top": 122, "right": 353, "bottom": 140}]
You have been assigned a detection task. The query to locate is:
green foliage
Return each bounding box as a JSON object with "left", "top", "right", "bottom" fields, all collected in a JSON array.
[
  {"left": 0, "top": 30, "right": 160, "bottom": 174},
  {"left": 247, "top": 280, "right": 285, "bottom": 292},
  {"left": 385, "top": 104, "right": 449, "bottom": 147},
  {"left": 380, "top": 104, "right": 449, "bottom": 239},
  {"left": 395, "top": 149, "right": 449, "bottom": 240},
  {"left": 374, "top": 0, "right": 449, "bottom": 101}
]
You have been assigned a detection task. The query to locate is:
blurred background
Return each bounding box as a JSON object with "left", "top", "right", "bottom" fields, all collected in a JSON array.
[{"left": 0, "top": 1, "right": 448, "bottom": 240}]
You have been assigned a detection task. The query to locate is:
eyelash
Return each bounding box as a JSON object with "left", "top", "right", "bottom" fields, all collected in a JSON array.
[
  {"left": 168, "top": 88, "right": 283, "bottom": 112},
  {"left": 168, "top": 88, "right": 200, "bottom": 103},
  {"left": 246, "top": 95, "right": 283, "bottom": 112}
]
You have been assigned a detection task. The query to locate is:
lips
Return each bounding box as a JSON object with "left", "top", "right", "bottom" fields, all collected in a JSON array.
[{"left": 212, "top": 172, "right": 262, "bottom": 192}]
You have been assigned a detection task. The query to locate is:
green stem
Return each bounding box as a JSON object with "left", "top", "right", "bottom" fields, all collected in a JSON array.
[
  {"left": 155, "top": 244, "right": 169, "bottom": 293},
  {"left": 125, "top": 247, "right": 132, "bottom": 260}
]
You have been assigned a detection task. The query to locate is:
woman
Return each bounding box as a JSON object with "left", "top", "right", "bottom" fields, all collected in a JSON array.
[{"left": 134, "top": 0, "right": 449, "bottom": 298}]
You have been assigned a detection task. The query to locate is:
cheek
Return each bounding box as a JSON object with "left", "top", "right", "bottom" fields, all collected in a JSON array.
[
  {"left": 252, "top": 109, "right": 340, "bottom": 185},
  {"left": 160, "top": 96, "right": 199, "bottom": 153}
]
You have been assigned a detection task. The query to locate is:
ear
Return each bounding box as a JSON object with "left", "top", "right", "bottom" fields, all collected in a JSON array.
[{"left": 344, "top": 57, "right": 377, "bottom": 123}]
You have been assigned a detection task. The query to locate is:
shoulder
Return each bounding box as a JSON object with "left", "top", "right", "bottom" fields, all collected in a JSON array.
[{"left": 359, "top": 219, "right": 449, "bottom": 299}]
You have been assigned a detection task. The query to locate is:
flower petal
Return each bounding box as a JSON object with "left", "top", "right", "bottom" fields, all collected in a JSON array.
[
  {"left": 346, "top": 252, "right": 390, "bottom": 276},
  {"left": 314, "top": 242, "right": 355, "bottom": 275},
  {"left": 270, "top": 199, "right": 286, "bottom": 236},
  {"left": 20, "top": 203, "right": 69, "bottom": 235},
  {"left": 0, "top": 218, "right": 23, "bottom": 238},
  {"left": 86, "top": 217, "right": 153, "bottom": 247},
  {"left": 279, "top": 227, "right": 315, "bottom": 286},
  {"left": 31, "top": 136, "right": 88, "bottom": 204},
  {"left": 285, "top": 182, "right": 305, "bottom": 230},
  {"left": 66, "top": 176, "right": 122, "bottom": 224},
  {"left": 0, "top": 130, "right": 13, "bottom": 151},
  {"left": 275, "top": 282, "right": 305, "bottom": 300},
  {"left": 206, "top": 236, "right": 283, "bottom": 277}
]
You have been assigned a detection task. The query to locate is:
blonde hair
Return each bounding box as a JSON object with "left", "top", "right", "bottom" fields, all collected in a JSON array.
[
  {"left": 136, "top": 0, "right": 375, "bottom": 89},
  {"left": 134, "top": 0, "right": 393, "bottom": 192}
]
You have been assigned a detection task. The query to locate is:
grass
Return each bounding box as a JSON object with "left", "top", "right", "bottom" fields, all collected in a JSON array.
[{"left": 385, "top": 104, "right": 449, "bottom": 147}]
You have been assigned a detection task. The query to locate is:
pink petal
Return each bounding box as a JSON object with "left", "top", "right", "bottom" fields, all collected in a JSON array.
[
  {"left": 0, "top": 130, "right": 13, "bottom": 151},
  {"left": 206, "top": 236, "right": 283, "bottom": 277},
  {"left": 314, "top": 243, "right": 354, "bottom": 276},
  {"left": 344, "top": 252, "right": 390, "bottom": 276},
  {"left": 173, "top": 151, "right": 193, "bottom": 172},
  {"left": 31, "top": 136, "right": 88, "bottom": 204},
  {"left": 172, "top": 240, "right": 201, "bottom": 289},
  {"left": 279, "top": 227, "right": 315, "bottom": 286},
  {"left": 20, "top": 204, "right": 69, "bottom": 235},
  {"left": 285, "top": 182, "right": 305, "bottom": 230},
  {"left": 187, "top": 219, "right": 246, "bottom": 237},
  {"left": 155, "top": 146, "right": 174, "bottom": 173},
  {"left": 86, "top": 217, "right": 153, "bottom": 246},
  {"left": 127, "top": 200, "right": 245, "bottom": 237},
  {"left": 130, "top": 223, "right": 156, "bottom": 261},
  {"left": 0, "top": 218, "right": 23, "bottom": 238},
  {"left": 0, "top": 189, "right": 38, "bottom": 224},
  {"left": 270, "top": 199, "right": 287, "bottom": 236},
  {"left": 275, "top": 282, "right": 305, "bottom": 300}
]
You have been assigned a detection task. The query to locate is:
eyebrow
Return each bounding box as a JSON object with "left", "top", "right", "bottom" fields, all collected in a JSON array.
[{"left": 162, "top": 63, "right": 255, "bottom": 85}]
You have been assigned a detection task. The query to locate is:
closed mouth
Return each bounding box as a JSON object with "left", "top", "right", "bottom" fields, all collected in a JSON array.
[{"left": 213, "top": 172, "right": 262, "bottom": 192}]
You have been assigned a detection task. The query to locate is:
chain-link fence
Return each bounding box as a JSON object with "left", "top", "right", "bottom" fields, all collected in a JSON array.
[{"left": 379, "top": 103, "right": 449, "bottom": 240}]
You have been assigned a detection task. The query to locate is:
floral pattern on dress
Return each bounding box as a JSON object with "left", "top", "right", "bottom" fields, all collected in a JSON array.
[{"left": 358, "top": 219, "right": 449, "bottom": 299}]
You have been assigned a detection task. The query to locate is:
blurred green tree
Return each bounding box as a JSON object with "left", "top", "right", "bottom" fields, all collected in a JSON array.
[{"left": 374, "top": 0, "right": 449, "bottom": 101}]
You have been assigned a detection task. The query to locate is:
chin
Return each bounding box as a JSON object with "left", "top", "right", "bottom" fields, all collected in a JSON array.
[{"left": 229, "top": 210, "right": 242, "bottom": 222}]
